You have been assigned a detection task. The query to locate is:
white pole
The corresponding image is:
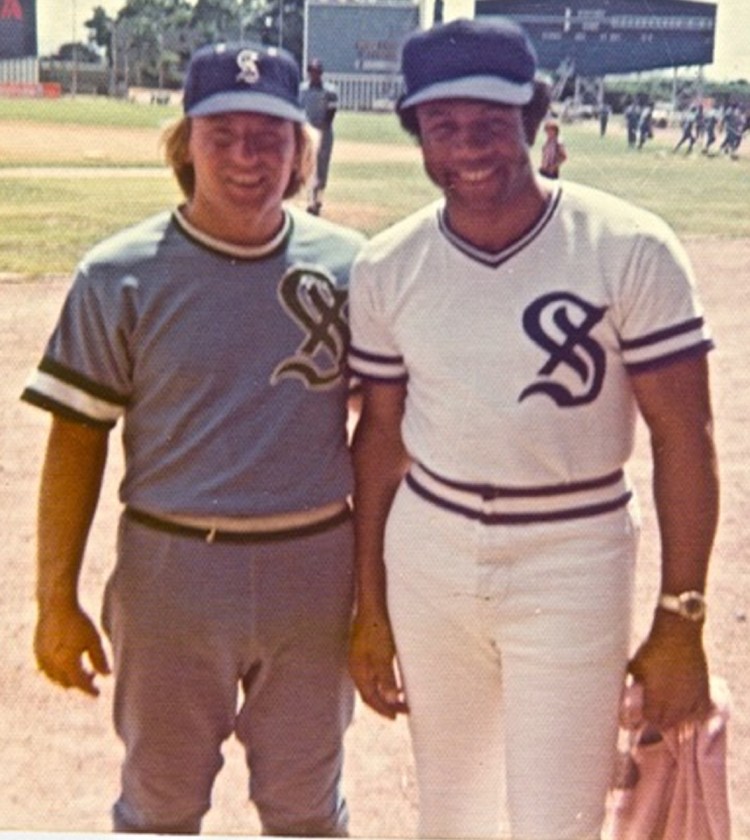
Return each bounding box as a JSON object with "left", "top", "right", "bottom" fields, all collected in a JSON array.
[{"left": 71, "top": 0, "right": 78, "bottom": 96}]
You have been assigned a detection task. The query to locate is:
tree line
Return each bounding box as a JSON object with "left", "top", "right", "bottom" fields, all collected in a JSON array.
[{"left": 83, "top": 0, "right": 304, "bottom": 90}]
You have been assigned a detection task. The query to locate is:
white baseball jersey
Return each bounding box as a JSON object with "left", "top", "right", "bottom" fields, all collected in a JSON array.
[
  {"left": 23, "top": 206, "right": 365, "bottom": 518},
  {"left": 348, "top": 181, "right": 713, "bottom": 524}
]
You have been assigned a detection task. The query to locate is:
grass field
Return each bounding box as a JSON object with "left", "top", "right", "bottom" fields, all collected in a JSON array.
[{"left": 0, "top": 97, "right": 749, "bottom": 276}]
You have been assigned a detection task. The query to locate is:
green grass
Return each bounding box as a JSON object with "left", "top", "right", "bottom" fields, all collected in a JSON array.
[
  {"left": 0, "top": 103, "right": 748, "bottom": 275},
  {"left": 556, "top": 122, "right": 750, "bottom": 237},
  {"left": 329, "top": 117, "right": 750, "bottom": 238},
  {"left": 0, "top": 95, "right": 181, "bottom": 128},
  {"left": 0, "top": 176, "right": 181, "bottom": 275}
]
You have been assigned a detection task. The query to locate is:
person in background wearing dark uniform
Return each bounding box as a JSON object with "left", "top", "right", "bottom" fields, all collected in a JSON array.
[{"left": 300, "top": 58, "right": 339, "bottom": 215}]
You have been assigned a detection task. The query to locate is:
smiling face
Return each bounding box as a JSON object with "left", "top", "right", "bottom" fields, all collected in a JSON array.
[
  {"left": 186, "top": 111, "right": 299, "bottom": 243},
  {"left": 416, "top": 98, "right": 536, "bottom": 216}
]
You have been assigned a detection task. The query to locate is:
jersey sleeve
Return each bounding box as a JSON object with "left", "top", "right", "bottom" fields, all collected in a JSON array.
[
  {"left": 21, "top": 264, "right": 133, "bottom": 427},
  {"left": 614, "top": 224, "right": 714, "bottom": 374},
  {"left": 347, "top": 258, "right": 408, "bottom": 383}
]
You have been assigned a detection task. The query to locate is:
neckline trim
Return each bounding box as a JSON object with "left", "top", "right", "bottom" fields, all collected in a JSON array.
[
  {"left": 173, "top": 206, "right": 292, "bottom": 260},
  {"left": 438, "top": 184, "right": 562, "bottom": 268}
]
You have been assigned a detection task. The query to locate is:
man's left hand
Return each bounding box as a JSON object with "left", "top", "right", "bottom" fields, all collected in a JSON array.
[{"left": 628, "top": 610, "right": 712, "bottom": 730}]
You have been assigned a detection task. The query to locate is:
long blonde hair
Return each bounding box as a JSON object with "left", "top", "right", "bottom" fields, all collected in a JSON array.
[{"left": 161, "top": 116, "right": 314, "bottom": 200}]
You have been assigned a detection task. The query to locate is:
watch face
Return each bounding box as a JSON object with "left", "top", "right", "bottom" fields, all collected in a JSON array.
[{"left": 682, "top": 595, "right": 706, "bottom": 619}]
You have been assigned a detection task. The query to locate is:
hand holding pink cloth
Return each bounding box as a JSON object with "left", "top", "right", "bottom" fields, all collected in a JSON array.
[{"left": 608, "top": 676, "right": 732, "bottom": 840}]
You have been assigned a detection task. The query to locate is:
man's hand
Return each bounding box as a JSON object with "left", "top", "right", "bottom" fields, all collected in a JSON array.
[
  {"left": 34, "top": 604, "right": 111, "bottom": 697},
  {"left": 628, "top": 610, "right": 712, "bottom": 731},
  {"left": 349, "top": 611, "right": 408, "bottom": 720}
]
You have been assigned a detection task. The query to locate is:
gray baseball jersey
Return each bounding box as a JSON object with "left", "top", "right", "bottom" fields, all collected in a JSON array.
[{"left": 23, "top": 206, "right": 365, "bottom": 517}]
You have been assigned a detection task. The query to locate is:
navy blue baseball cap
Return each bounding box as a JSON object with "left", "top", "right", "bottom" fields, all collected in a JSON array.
[
  {"left": 183, "top": 43, "right": 305, "bottom": 123},
  {"left": 398, "top": 18, "right": 538, "bottom": 111}
]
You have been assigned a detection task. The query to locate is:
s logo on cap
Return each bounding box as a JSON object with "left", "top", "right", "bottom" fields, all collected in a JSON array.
[{"left": 236, "top": 49, "right": 260, "bottom": 84}]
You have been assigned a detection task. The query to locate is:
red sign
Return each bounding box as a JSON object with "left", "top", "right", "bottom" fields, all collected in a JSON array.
[
  {"left": 1, "top": 0, "right": 23, "bottom": 21},
  {"left": 0, "top": 83, "right": 62, "bottom": 98}
]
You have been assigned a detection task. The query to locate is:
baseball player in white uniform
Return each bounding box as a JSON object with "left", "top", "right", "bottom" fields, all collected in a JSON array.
[
  {"left": 23, "top": 43, "right": 364, "bottom": 835},
  {"left": 347, "top": 18, "right": 718, "bottom": 840}
]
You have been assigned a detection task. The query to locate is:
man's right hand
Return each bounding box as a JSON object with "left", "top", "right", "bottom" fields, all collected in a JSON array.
[
  {"left": 349, "top": 611, "right": 409, "bottom": 720},
  {"left": 34, "top": 604, "right": 110, "bottom": 697}
]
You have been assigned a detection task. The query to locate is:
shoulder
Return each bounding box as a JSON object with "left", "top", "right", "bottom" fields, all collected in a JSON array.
[
  {"left": 80, "top": 211, "right": 176, "bottom": 271},
  {"left": 287, "top": 206, "right": 366, "bottom": 275},
  {"left": 289, "top": 206, "right": 364, "bottom": 248},
  {"left": 558, "top": 181, "right": 675, "bottom": 242},
  {"left": 354, "top": 201, "right": 442, "bottom": 268}
]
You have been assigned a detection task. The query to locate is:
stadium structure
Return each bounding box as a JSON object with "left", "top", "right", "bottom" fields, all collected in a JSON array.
[
  {"left": 304, "top": 0, "right": 717, "bottom": 111},
  {"left": 0, "top": 0, "right": 718, "bottom": 110}
]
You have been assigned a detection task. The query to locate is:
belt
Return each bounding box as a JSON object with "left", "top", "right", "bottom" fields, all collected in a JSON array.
[{"left": 125, "top": 503, "right": 351, "bottom": 544}]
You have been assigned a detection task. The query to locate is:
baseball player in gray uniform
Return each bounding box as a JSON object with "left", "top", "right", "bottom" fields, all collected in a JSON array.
[
  {"left": 300, "top": 58, "right": 338, "bottom": 215},
  {"left": 347, "top": 18, "right": 718, "bottom": 840},
  {"left": 23, "top": 42, "right": 364, "bottom": 836}
]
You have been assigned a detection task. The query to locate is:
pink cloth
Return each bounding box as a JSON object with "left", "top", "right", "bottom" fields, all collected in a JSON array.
[{"left": 608, "top": 677, "right": 732, "bottom": 840}]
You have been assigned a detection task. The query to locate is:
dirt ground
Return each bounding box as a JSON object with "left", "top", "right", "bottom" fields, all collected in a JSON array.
[
  {"left": 0, "top": 171, "right": 748, "bottom": 834},
  {"left": 0, "top": 119, "right": 422, "bottom": 166}
]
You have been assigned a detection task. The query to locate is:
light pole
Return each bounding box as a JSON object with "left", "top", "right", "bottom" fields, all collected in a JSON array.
[{"left": 71, "top": 0, "right": 79, "bottom": 97}]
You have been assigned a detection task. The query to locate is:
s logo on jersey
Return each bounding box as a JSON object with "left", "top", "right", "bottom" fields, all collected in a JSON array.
[
  {"left": 519, "top": 292, "right": 607, "bottom": 407},
  {"left": 272, "top": 265, "right": 349, "bottom": 389}
]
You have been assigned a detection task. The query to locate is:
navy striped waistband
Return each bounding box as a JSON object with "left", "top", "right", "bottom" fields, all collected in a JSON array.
[{"left": 406, "top": 463, "right": 632, "bottom": 525}]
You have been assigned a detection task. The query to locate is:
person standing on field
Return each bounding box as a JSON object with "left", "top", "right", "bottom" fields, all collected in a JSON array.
[
  {"left": 22, "top": 42, "right": 364, "bottom": 836},
  {"left": 300, "top": 58, "right": 338, "bottom": 216},
  {"left": 347, "top": 17, "right": 717, "bottom": 840},
  {"left": 538, "top": 118, "right": 567, "bottom": 179}
]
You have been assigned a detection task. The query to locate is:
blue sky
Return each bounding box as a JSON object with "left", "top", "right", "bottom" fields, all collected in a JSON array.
[{"left": 36, "top": 0, "right": 750, "bottom": 82}]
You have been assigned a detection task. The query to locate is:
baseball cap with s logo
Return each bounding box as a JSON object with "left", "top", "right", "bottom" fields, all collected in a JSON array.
[{"left": 183, "top": 43, "right": 305, "bottom": 123}]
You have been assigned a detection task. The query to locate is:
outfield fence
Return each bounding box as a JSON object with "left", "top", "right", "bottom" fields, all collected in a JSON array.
[
  {"left": 328, "top": 72, "right": 403, "bottom": 111},
  {"left": 0, "top": 56, "right": 38, "bottom": 84}
]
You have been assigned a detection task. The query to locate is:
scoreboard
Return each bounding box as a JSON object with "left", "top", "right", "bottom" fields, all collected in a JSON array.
[
  {"left": 0, "top": 0, "right": 36, "bottom": 58},
  {"left": 475, "top": 0, "right": 716, "bottom": 74}
]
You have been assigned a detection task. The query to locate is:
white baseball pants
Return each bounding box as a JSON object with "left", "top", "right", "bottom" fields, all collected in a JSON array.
[{"left": 385, "top": 482, "right": 640, "bottom": 839}]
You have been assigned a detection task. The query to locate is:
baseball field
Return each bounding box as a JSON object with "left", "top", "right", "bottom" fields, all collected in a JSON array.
[{"left": 0, "top": 98, "right": 749, "bottom": 838}]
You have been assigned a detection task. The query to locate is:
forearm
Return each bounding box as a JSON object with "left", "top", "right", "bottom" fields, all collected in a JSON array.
[
  {"left": 650, "top": 420, "right": 718, "bottom": 597},
  {"left": 37, "top": 416, "right": 109, "bottom": 610},
  {"left": 351, "top": 398, "right": 410, "bottom": 618}
]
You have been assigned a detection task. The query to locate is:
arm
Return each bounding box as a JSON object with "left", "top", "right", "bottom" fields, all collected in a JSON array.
[
  {"left": 628, "top": 354, "right": 717, "bottom": 729},
  {"left": 349, "top": 379, "right": 411, "bottom": 719},
  {"left": 34, "top": 415, "right": 112, "bottom": 697}
]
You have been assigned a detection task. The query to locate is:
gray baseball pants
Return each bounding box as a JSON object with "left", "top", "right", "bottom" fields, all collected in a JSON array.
[{"left": 102, "top": 512, "right": 355, "bottom": 835}]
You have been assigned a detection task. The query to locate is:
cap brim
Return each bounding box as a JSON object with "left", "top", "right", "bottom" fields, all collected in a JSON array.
[
  {"left": 187, "top": 91, "right": 305, "bottom": 123},
  {"left": 399, "top": 75, "right": 534, "bottom": 110}
]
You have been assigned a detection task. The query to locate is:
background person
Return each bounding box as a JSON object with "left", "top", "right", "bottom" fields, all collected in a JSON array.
[
  {"left": 300, "top": 58, "right": 339, "bottom": 215},
  {"left": 674, "top": 107, "right": 698, "bottom": 153},
  {"left": 538, "top": 117, "right": 567, "bottom": 179},
  {"left": 22, "top": 42, "right": 364, "bottom": 836},
  {"left": 347, "top": 17, "right": 717, "bottom": 840},
  {"left": 625, "top": 101, "right": 640, "bottom": 148},
  {"left": 637, "top": 102, "right": 654, "bottom": 149},
  {"left": 598, "top": 102, "right": 611, "bottom": 137}
]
